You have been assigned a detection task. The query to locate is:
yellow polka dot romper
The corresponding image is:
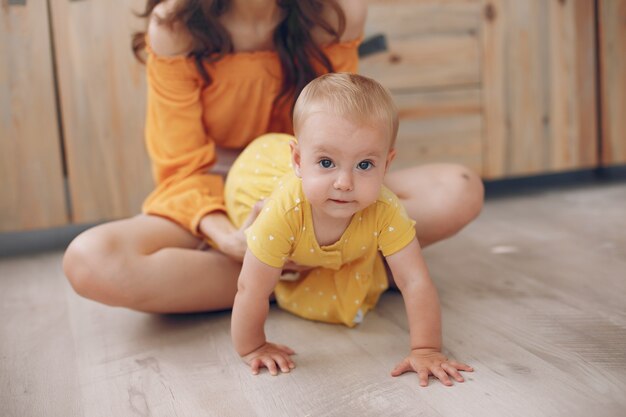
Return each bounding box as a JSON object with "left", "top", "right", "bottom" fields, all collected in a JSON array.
[{"left": 224, "top": 134, "right": 416, "bottom": 327}]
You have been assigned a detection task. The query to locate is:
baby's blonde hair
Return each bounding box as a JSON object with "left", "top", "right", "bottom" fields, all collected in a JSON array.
[{"left": 293, "top": 73, "right": 399, "bottom": 147}]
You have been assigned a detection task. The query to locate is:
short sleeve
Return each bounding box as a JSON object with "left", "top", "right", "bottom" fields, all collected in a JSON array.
[
  {"left": 376, "top": 190, "right": 417, "bottom": 257},
  {"left": 246, "top": 198, "right": 299, "bottom": 268}
]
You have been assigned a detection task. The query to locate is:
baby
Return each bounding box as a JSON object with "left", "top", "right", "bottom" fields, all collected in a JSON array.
[{"left": 225, "top": 73, "right": 472, "bottom": 386}]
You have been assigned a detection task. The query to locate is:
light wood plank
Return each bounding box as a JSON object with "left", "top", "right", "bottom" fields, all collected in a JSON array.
[
  {"left": 365, "top": 0, "right": 483, "bottom": 39},
  {"left": 0, "top": 253, "right": 81, "bottom": 416},
  {"left": 0, "top": 1, "right": 67, "bottom": 232},
  {"left": 481, "top": 0, "right": 507, "bottom": 177},
  {"left": 598, "top": 0, "right": 626, "bottom": 165},
  {"left": 391, "top": 89, "right": 483, "bottom": 173},
  {"left": 49, "top": 0, "right": 153, "bottom": 223},
  {"left": 362, "top": 0, "right": 482, "bottom": 91},
  {"left": 481, "top": 0, "right": 598, "bottom": 179},
  {"left": 548, "top": 0, "right": 597, "bottom": 171},
  {"left": 360, "top": 34, "right": 480, "bottom": 92}
]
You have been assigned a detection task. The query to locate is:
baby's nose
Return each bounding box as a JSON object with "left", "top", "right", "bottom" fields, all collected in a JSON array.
[{"left": 333, "top": 170, "right": 353, "bottom": 191}]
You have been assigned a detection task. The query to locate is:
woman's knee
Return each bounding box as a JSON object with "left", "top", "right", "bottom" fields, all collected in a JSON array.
[
  {"left": 433, "top": 164, "right": 484, "bottom": 235},
  {"left": 390, "top": 163, "right": 484, "bottom": 245},
  {"left": 453, "top": 165, "right": 484, "bottom": 222},
  {"left": 63, "top": 227, "right": 132, "bottom": 306}
]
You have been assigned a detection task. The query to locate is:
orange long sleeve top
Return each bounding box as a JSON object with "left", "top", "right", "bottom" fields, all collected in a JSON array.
[{"left": 141, "top": 38, "right": 360, "bottom": 236}]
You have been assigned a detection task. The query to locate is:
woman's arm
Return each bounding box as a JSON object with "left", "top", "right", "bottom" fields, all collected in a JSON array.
[
  {"left": 142, "top": 7, "right": 228, "bottom": 238},
  {"left": 313, "top": 0, "right": 367, "bottom": 45},
  {"left": 199, "top": 202, "right": 263, "bottom": 262},
  {"left": 336, "top": 0, "right": 367, "bottom": 41},
  {"left": 148, "top": 0, "right": 194, "bottom": 56}
]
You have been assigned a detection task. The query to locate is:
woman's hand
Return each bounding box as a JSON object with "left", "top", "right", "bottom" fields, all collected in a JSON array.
[
  {"left": 391, "top": 348, "right": 473, "bottom": 387},
  {"left": 199, "top": 201, "right": 264, "bottom": 262},
  {"left": 242, "top": 342, "right": 296, "bottom": 376}
]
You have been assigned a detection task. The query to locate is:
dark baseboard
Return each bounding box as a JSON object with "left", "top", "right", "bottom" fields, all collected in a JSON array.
[
  {"left": 0, "top": 223, "right": 96, "bottom": 259},
  {"left": 484, "top": 165, "right": 626, "bottom": 199}
]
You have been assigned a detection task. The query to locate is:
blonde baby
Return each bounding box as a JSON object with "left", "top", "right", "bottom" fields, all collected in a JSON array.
[{"left": 225, "top": 73, "right": 473, "bottom": 387}]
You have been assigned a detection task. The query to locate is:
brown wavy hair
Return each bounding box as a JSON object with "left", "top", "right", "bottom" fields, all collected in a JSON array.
[{"left": 132, "top": 0, "right": 346, "bottom": 108}]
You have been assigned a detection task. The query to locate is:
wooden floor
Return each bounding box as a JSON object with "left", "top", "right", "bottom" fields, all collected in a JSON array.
[{"left": 2, "top": 181, "right": 625, "bottom": 417}]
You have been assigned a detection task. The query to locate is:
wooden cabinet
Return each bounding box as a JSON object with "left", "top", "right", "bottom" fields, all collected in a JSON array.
[
  {"left": 1, "top": 0, "right": 151, "bottom": 233},
  {"left": 361, "top": 0, "right": 601, "bottom": 179},
  {"left": 49, "top": 0, "right": 153, "bottom": 224},
  {"left": 0, "top": 0, "right": 623, "bottom": 233},
  {"left": 481, "top": 0, "right": 598, "bottom": 178},
  {"left": 0, "top": 0, "right": 68, "bottom": 231}
]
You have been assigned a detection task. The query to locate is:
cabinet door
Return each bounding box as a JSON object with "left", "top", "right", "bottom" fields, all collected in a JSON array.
[
  {"left": 360, "top": 0, "right": 484, "bottom": 174},
  {"left": 0, "top": 0, "right": 68, "bottom": 232},
  {"left": 49, "top": 0, "right": 153, "bottom": 224},
  {"left": 598, "top": 0, "right": 626, "bottom": 165},
  {"left": 482, "top": 0, "right": 598, "bottom": 178}
]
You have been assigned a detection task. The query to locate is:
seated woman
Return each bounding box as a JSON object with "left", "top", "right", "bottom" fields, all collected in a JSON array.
[{"left": 62, "top": 0, "right": 484, "bottom": 313}]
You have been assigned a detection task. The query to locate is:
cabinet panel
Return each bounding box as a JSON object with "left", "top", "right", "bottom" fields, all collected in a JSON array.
[
  {"left": 391, "top": 89, "right": 483, "bottom": 172},
  {"left": 482, "top": 0, "right": 598, "bottom": 178},
  {"left": 0, "top": 1, "right": 67, "bottom": 232},
  {"left": 365, "top": 0, "right": 483, "bottom": 39},
  {"left": 362, "top": 0, "right": 482, "bottom": 91},
  {"left": 362, "top": 0, "right": 484, "bottom": 174},
  {"left": 360, "top": 34, "right": 480, "bottom": 91},
  {"left": 49, "top": 0, "right": 153, "bottom": 223},
  {"left": 598, "top": 0, "right": 626, "bottom": 165}
]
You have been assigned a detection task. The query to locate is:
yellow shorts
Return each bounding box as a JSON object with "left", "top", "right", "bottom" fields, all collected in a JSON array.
[{"left": 224, "top": 133, "right": 294, "bottom": 228}]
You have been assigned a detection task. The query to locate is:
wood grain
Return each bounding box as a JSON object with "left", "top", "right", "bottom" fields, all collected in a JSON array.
[
  {"left": 598, "top": 0, "right": 626, "bottom": 165},
  {"left": 2, "top": 182, "right": 626, "bottom": 416},
  {"left": 481, "top": 0, "right": 598, "bottom": 179},
  {"left": 0, "top": 1, "right": 67, "bottom": 232},
  {"left": 365, "top": 0, "right": 482, "bottom": 40},
  {"left": 48, "top": 0, "right": 153, "bottom": 223},
  {"left": 391, "top": 89, "right": 483, "bottom": 172},
  {"left": 360, "top": 34, "right": 480, "bottom": 92}
]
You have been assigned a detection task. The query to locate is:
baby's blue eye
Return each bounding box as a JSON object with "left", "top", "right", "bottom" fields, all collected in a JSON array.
[
  {"left": 357, "top": 160, "right": 373, "bottom": 170},
  {"left": 319, "top": 159, "right": 334, "bottom": 168}
]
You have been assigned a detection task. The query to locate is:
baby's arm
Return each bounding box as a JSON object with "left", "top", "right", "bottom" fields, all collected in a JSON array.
[
  {"left": 386, "top": 238, "right": 473, "bottom": 387},
  {"left": 231, "top": 249, "right": 295, "bottom": 375}
]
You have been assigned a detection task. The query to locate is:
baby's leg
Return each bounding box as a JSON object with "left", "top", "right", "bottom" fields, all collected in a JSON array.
[
  {"left": 63, "top": 215, "right": 241, "bottom": 313},
  {"left": 384, "top": 163, "right": 484, "bottom": 248}
]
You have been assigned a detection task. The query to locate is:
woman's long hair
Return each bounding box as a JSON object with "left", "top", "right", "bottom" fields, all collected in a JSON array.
[{"left": 132, "top": 0, "right": 346, "bottom": 108}]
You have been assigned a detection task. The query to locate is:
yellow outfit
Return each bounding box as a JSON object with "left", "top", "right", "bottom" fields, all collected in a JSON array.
[{"left": 224, "top": 134, "right": 416, "bottom": 327}]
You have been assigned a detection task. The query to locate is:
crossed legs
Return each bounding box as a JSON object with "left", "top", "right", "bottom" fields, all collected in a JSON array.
[{"left": 63, "top": 163, "right": 483, "bottom": 313}]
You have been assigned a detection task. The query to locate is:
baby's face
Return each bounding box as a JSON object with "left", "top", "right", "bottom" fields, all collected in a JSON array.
[{"left": 292, "top": 110, "right": 395, "bottom": 222}]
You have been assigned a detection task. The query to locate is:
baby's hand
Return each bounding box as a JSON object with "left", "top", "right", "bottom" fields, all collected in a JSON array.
[
  {"left": 391, "top": 348, "right": 473, "bottom": 387},
  {"left": 242, "top": 342, "right": 296, "bottom": 376}
]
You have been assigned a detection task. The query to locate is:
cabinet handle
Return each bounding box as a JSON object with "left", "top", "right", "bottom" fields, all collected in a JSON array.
[
  {"left": 8, "top": 0, "right": 27, "bottom": 5},
  {"left": 358, "top": 34, "right": 388, "bottom": 58}
]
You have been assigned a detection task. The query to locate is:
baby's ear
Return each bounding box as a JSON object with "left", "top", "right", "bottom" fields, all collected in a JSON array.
[
  {"left": 290, "top": 140, "right": 302, "bottom": 177},
  {"left": 385, "top": 148, "right": 396, "bottom": 173}
]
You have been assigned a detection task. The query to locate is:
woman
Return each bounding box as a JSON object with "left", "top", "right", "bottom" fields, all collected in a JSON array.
[{"left": 63, "top": 0, "right": 484, "bottom": 313}]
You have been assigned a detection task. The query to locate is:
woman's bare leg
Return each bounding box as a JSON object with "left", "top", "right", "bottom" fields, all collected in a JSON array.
[
  {"left": 384, "top": 163, "right": 484, "bottom": 248},
  {"left": 63, "top": 215, "right": 241, "bottom": 313}
]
